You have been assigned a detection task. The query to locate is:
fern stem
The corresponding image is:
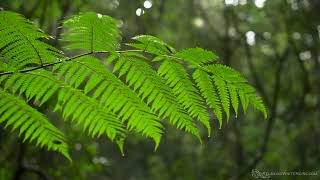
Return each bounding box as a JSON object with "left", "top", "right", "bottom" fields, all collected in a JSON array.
[
  {"left": 0, "top": 50, "right": 140, "bottom": 76},
  {"left": 0, "top": 49, "right": 211, "bottom": 76}
]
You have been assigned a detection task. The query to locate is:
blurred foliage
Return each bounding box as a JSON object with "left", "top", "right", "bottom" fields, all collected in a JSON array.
[{"left": 0, "top": 0, "right": 319, "bottom": 179}]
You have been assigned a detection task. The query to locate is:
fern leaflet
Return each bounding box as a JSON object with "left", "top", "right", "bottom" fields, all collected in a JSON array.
[
  {"left": 109, "top": 53, "right": 201, "bottom": 141},
  {"left": 158, "top": 59, "right": 211, "bottom": 136},
  {"left": 0, "top": 89, "right": 70, "bottom": 159},
  {"left": 0, "top": 11, "right": 62, "bottom": 68},
  {"left": 62, "top": 12, "right": 120, "bottom": 53}
]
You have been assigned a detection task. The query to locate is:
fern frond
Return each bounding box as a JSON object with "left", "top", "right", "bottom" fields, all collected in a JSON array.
[
  {"left": 0, "top": 59, "right": 10, "bottom": 72},
  {"left": 0, "top": 11, "right": 62, "bottom": 68},
  {"left": 192, "top": 69, "right": 223, "bottom": 128},
  {"left": 248, "top": 94, "right": 268, "bottom": 119},
  {"left": 207, "top": 64, "right": 267, "bottom": 119},
  {"left": 31, "top": 70, "right": 126, "bottom": 141},
  {"left": 2, "top": 72, "right": 59, "bottom": 105},
  {"left": 158, "top": 59, "right": 211, "bottom": 136},
  {"left": 237, "top": 83, "right": 267, "bottom": 118},
  {"left": 54, "top": 56, "right": 163, "bottom": 147},
  {"left": 228, "top": 84, "right": 239, "bottom": 117},
  {"left": 1, "top": 65, "right": 127, "bottom": 156},
  {"left": 126, "top": 35, "right": 176, "bottom": 55},
  {"left": 0, "top": 89, "right": 70, "bottom": 159},
  {"left": 0, "top": 63, "right": 126, "bottom": 144},
  {"left": 62, "top": 12, "right": 120, "bottom": 52},
  {"left": 56, "top": 88, "right": 126, "bottom": 141},
  {"left": 111, "top": 53, "right": 201, "bottom": 140},
  {"left": 175, "top": 48, "right": 218, "bottom": 67},
  {"left": 0, "top": 11, "right": 269, "bottom": 159},
  {"left": 212, "top": 75, "right": 230, "bottom": 121},
  {"left": 207, "top": 64, "right": 248, "bottom": 83}
]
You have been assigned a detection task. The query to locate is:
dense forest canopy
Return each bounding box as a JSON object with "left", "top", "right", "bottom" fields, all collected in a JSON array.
[{"left": 0, "top": 0, "right": 319, "bottom": 179}]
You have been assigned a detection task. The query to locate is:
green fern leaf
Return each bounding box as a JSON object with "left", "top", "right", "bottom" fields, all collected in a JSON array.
[
  {"left": 0, "top": 89, "right": 70, "bottom": 159},
  {"left": 248, "top": 94, "right": 268, "bottom": 119},
  {"left": 207, "top": 64, "right": 267, "bottom": 119},
  {"left": 228, "top": 84, "right": 239, "bottom": 117},
  {"left": 206, "top": 64, "right": 248, "bottom": 83},
  {"left": 126, "top": 35, "right": 176, "bottom": 55},
  {"left": 175, "top": 48, "right": 218, "bottom": 67},
  {"left": 30, "top": 70, "right": 127, "bottom": 141},
  {"left": 0, "top": 11, "right": 62, "bottom": 68},
  {"left": 237, "top": 84, "right": 253, "bottom": 113},
  {"left": 54, "top": 56, "right": 164, "bottom": 147},
  {"left": 62, "top": 12, "right": 121, "bottom": 52},
  {"left": 193, "top": 69, "right": 223, "bottom": 128},
  {"left": 0, "top": 61, "right": 127, "bottom": 143},
  {"left": 2, "top": 72, "right": 59, "bottom": 105},
  {"left": 0, "top": 10, "right": 269, "bottom": 159},
  {"left": 212, "top": 75, "right": 230, "bottom": 121},
  {"left": 111, "top": 53, "right": 201, "bottom": 141},
  {"left": 158, "top": 59, "right": 211, "bottom": 136},
  {"left": 57, "top": 88, "right": 126, "bottom": 140}
]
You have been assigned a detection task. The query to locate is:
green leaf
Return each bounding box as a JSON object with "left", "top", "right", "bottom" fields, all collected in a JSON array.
[
  {"left": 126, "top": 35, "right": 176, "bottom": 55},
  {"left": 0, "top": 10, "right": 269, "bottom": 160},
  {"left": 0, "top": 89, "right": 70, "bottom": 160},
  {"left": 113, "top": 53, "right": 201, "bottom": 141},
  {"left": 158, "top": 59, "right": 211, "bottom": 137},
  {"left": 228, "top": 84, "right": 239, "bottom": 117},
  {"left": 249, "top": 94, "right": 268, "bottom": 119},
  {"left": 62, "top": 12, "right": 121, "bottom": 52},
  {"left": 213, "top": 75, "right": 230, "bottom": 121},
  {"left": 175, "top": 48, "right": 218, "bottom": 67},
  {"left": 193, "top": 69, "right": 223, "bottom": 128},
  {"left": 0, "top": 11, "right": 63, "bottom": 68},
  {"left": 54, "top": 56, "right": 164, "bottom": 147}
]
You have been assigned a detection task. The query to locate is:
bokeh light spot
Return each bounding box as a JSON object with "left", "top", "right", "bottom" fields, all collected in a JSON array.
[
  {"left": 136, "top": 8, "right": 145, "bottom": 16},
  {"left": 144, "top": 0, "right": 152, "bottom": 9}
]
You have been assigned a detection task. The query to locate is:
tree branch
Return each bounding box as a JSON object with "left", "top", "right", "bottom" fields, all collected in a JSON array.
[{"left": 233, "top": 47, "right": 290, "bottom": 179}]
